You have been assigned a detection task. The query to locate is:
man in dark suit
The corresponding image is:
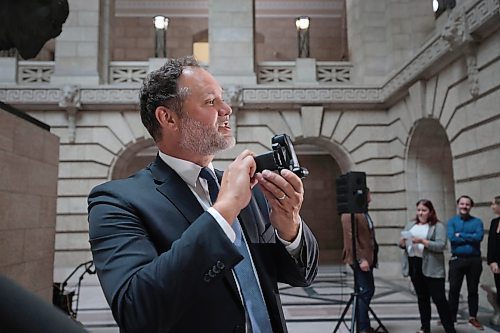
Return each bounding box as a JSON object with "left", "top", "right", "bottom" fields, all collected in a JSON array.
[{"left": 88, "top": 56, "right": 319, "bottom": 333}]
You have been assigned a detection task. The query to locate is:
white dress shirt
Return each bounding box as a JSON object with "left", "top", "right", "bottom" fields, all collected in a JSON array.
[{"left": 158, "top": 151, "right": 303, "bottom": 253}]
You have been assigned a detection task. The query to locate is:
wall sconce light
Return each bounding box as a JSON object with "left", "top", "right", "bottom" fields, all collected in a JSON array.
[
  {"left": 432, "top": 0, "right": 456, "bottom": 17},
  {"left": 295, "top": 16, "right": 310, "bottom": 58},
  {"left": 153, "top": 15, "right": 169, "bottom": 58}
]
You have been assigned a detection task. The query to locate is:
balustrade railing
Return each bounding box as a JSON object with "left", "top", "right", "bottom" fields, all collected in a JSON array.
[
  {"left": 18, "top": 61, "right": 54, "bottom": 84},
  {"left": 109, "top": 61, "right": 149, "bottom": 84},
  {"left": 316, "top": 62, "right": 352, "bottom": 83},
  {"left": 257, "top": 61, "right": 352, "bottom": 84},
  {"left": 257, "top": 61, "right": 295, "bottom": 83},
  {"left": 14, "top": 60, "right": 352, "bottom": 85}
]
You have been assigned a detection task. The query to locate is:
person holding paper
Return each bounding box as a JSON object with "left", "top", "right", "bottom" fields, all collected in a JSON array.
[{"left": 399, "top": 199, "right": 456, "bottom": 333}]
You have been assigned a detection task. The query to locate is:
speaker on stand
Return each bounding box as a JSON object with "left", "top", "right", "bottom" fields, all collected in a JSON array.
[{"left": 333, "top": 171, "right": 387, "bottom": 333}]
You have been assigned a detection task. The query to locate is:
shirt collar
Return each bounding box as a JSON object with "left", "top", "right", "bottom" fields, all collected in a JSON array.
[{"left": 158, "top": 151, "right": 215, "bottom": 187}]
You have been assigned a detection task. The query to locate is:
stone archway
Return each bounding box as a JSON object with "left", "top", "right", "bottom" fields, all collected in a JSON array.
[
  {"left": 111, "top": 138, "right": 157, "bottom": 180},
  {"left": 406, "top": 118, "right": 455, "bottom": 222},
  {"left": 295, "top": 138, "right": 353, "bottom": 264}
]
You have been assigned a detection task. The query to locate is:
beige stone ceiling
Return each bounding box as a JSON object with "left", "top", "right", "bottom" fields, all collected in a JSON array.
[{"left": 115, "top": 0, "right": 344, "bottom": 18}]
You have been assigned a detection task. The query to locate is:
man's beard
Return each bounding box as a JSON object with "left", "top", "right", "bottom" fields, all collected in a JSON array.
[{"left": 178, "top": 116, "right": 235, "bottom": 155}]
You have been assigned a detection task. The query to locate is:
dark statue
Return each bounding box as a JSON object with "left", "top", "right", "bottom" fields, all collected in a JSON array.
[{"left": 0, "top": 0, "right": 69, "bottom": 59}]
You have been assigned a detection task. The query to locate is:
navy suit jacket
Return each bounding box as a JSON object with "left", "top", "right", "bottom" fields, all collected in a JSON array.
[{"left": 88, "top": 155, "right": 319, "bottom": 333}]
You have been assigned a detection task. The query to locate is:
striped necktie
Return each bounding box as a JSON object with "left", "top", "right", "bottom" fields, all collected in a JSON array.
[{"left": 199, "top": 167, "right": 273, "bottom": 333}]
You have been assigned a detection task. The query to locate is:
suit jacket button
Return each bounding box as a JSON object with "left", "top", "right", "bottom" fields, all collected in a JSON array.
[
  {"left": 217, "top": 261, "right": 225, "bottom": 269},
  {"left": 208, "top": 270, "right": 216, "bottom": 278},
  {"left": 233, "top": 324, "right": 245, "bottom": 333},
  {"left": 203, "top": 274, "right": 211, "bottom": 283}
]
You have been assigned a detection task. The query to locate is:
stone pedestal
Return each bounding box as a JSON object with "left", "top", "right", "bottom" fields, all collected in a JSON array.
[{"left": 295, "top": 58, "right": 318, "bottom": 84}]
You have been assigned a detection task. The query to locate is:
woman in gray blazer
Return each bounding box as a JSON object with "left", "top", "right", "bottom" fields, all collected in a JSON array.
[{"left": 399, "top": 199, "right": 456, "bottom": 333}]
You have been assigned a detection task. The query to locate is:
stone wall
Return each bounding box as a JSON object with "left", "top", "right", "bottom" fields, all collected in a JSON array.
[
  {"left": 30, "top": 108, "right": 152, "bottom": 275},
  {"left": 0, "top": 106, "right": 59, "bottom": 302},
  {"left": 346, "top": 0, "right": 435, "bottom": 84}
]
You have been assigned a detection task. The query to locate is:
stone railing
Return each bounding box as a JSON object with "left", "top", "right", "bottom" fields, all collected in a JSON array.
[
  {"left": 109, "top": 61, "right": 149, "bottom": 84},
  {"left": 108, "top": 61, "right": 209, "bottom": 84},
  {"left": 316, "top": 62, "right": 352, "bottom": 83},
  {"left": 257, "top": 61, "right": 352, "bottom": 84},
  {"left": 18, "top": 61, "right": 55, "bottom": 84},
  {"left": 257, "top": 61, "right": 295, "bottom": 83},
  {"left": 14, "top": 60, "right": 352, "bottom": 85}
]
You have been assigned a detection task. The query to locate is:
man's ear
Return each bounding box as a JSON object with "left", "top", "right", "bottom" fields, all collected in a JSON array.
[{"left": 155, "top": 106, "right": 179, "bottom": 130}]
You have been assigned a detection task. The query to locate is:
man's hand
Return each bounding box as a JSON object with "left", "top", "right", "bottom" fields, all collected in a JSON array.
[
  {"left": 213, "top": 150, "right": 257, "bottom": 224},
  {"left": 359, "top": 259, "right": 370, "bottom": 272},
  {"left": 398, "top": 237, "right": 406, "bottom": 248},
  {"left": 490, "top": 262, "right": 499, "bottom": 274},
  {"left": 254, "top": 169, "right": 303, "bottom": 242}
]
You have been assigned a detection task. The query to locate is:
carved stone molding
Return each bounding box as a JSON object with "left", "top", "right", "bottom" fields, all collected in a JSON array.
[
  {"left": 243, "top": 88, "right": 382, "bottom": 104},
  {"left": 59, "top": 84, "right": 81, "bottom": 143},
  {"left": 59, "top": 84, "right": 81, "bottom": 109},
  {"left": 80, "top": 89, "right": 139, "bottom": 104},
  {"left": 0, "top": 87, "right": 141, "bottom": 105},
  {"left": 465, "top": 49, "right": 480, "bottom": 98},
  {"left": 0, "top": 88, "right": 61, "bottom": 103},
  {"left": 223, "top": 85, "right": 243, "bottom": 137},
  {"left": 223, "top": 85, "right": 243, "bottom": 108}
]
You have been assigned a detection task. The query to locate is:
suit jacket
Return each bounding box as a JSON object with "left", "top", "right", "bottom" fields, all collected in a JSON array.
[
  {"left": 88, "top": 155, "right": 319, "bottom": 333},
  {"left": 400, "top": 221, "right": 448, "bottom": 278},
  {"left": 341, "top": 213, "right": 378, "bottom": 268}
]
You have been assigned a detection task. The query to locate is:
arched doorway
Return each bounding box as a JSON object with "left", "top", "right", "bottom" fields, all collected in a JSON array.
[
  {"left": 406, "top": 118, "right": 455, "bottom": 221},
  {"left": 111, "top": 138, "right": 157, "bottom": 180},
  {"left": 297, "top": 144, "right": 344, "bottom": 264}
]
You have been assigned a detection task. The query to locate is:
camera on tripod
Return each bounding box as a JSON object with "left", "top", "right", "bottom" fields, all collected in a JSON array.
[{"left": 254, "top": 134, "right": 309, "bottom": 179}]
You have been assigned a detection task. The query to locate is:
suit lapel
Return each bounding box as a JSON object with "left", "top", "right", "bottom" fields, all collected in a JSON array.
[
  {"left": 149, "top": 155, "right": 204, "bottom": 224},
  {"left": 151, "top": 162, "right": 246, "bottom": 303}
]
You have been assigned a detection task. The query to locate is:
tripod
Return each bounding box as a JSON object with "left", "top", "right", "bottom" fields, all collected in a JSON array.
[{"left": 333, "top": 212, "right": 388, "bottom": 333}]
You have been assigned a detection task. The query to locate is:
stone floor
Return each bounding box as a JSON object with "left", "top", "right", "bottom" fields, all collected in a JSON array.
[{"left": 64, "top": 264, "right": 500, "bottom": 333}]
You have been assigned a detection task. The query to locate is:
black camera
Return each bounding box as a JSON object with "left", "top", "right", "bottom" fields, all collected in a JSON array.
[{"left": 254, "top": 134, "right": 309, "bottom": 179}]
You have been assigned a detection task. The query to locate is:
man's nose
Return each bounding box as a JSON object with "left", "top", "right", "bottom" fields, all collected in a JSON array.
[{"left": 219, "top": 101, "right": 232, "bottom": 116}]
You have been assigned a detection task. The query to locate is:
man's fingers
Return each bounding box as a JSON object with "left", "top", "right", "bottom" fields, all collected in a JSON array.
[{"left": 279, "top": 169, "right": 304, "bottom": 194}]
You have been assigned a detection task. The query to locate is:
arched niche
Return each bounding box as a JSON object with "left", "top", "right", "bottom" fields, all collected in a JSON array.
[
  {"left": 405, "top": 118, "right": 455, "bottom": 222},
  {"left": 111, "top": 138, "right": 157, "bottom": 180}
]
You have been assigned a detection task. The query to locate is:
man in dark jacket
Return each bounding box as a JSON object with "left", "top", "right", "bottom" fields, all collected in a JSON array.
[{"left": 88, "top": 56, "right": 319, "bottom": 333}]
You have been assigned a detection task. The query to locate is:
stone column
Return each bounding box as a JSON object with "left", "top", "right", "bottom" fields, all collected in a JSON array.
[
  {"left": 51, "top": 0, "right": 100, "bottom": 85},
  {"left": 208, "top": 0, "right": 256, "bottom": 85}
]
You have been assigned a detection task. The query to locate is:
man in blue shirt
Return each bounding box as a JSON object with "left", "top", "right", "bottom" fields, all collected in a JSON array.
[{"left": 447, "top": 195, "right": 484, "bottom": 330}]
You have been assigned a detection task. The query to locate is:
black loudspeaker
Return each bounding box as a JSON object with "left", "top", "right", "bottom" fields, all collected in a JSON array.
[{"left": 336, "top": 171, "right": 368, "bottom": 214}]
